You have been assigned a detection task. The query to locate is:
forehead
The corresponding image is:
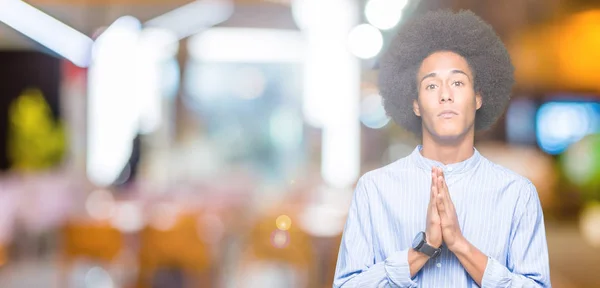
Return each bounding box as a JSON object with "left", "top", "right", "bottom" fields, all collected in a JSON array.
[{"left": 418, "top": 51, "right": 472, "bottom": 78}]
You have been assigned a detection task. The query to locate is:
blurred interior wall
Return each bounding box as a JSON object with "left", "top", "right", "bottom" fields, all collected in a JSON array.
[{"left": 0, "top": 51, "right": 61, "bottom": 170}]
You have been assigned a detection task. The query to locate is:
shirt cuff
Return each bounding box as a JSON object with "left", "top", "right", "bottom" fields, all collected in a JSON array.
[
  {"left": 482, "top": 256, "right": 511, "bottom": 288},
  {"left": 384, "top": 249, "right": 418, "bottom": 287}
]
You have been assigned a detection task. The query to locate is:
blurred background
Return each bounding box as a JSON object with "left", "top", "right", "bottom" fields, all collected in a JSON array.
[{"left": 0, "top": 0, "right": 599, "bottom": 287}]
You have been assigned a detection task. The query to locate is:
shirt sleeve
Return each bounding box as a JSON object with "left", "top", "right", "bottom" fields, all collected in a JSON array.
[
  {"left": 481, "top": 181, "right": 551, "bottom": 288},
  {"left": 333, "top": 176, "right": 418, "bottom": 288}
]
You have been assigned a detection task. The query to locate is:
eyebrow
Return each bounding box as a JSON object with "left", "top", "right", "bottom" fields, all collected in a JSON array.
[{"left": 419, "top": 69, "right": 470, "bottom": 84}]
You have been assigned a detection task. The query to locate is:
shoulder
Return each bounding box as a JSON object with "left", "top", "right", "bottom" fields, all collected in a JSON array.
[
  {"left": 353, "top": 154, "right": 415, "bottom": 200},
  {"left": 357, "top": 154, "right": 414, "bottom": 187},
  {"left": 478, "top": 155, "right": 539, "bottom": 203},
  {"left": 479, "top": 156, "right": 534, "bottom": 186}
]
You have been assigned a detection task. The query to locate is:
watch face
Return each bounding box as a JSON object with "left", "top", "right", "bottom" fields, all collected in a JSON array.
[{"left": 412, "top": 231, "right": 425, "bottom": 249}]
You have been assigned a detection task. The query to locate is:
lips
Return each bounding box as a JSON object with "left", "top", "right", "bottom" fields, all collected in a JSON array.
[{"left": 438, "top": 110, "right": 458, "bottom": 119}]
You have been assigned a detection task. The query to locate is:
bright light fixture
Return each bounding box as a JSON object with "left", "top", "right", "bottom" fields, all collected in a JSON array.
[{"left": 0, "top": 0, "right": 94, "bottom": 67}]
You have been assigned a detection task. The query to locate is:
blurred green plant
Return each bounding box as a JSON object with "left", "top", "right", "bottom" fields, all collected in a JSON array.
[
  {"left": 560, "top": 133, "right": 600, "bottom": 202},
  {"left": 7, "top": 88, "right": 66, "bottom": 171}
]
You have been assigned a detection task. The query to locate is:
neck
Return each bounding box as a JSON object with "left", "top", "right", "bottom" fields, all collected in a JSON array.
[{"left": 420, "top": 130, "right": 475, "bottom": 165}]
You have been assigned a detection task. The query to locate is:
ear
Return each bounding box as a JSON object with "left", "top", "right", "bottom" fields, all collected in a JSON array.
[
  {"left": 475, "top": 93, "right": 482, "bottom": 110},
  {"left": 412, "top": 99, "right": 421, "bottom": 117}
]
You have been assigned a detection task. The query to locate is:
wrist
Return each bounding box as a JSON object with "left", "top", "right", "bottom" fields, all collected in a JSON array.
[
  {"left": 426, "top": 239, "right": 441, "bottom": 249},
  {"left": 413, "top": 232, "right": 442, "bottom": 258},
  {"left": 424, "top": 233, "right": 441, "bottom": 248},
  {"left": 448, "top": 236, "right": 469, "bottom": 255},
  {"left": 411, "top": 247, "right": 433, "bottom": 259}
]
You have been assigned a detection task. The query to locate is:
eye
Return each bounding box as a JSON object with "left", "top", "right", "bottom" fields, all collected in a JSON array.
[
  {"left": 452, "top": 81, "right": 464, "bottom": 87},
  {"left": 425, "top": 84, "right": 437, "bottom": 90}
]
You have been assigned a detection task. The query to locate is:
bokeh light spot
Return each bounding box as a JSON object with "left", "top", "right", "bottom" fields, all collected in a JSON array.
[
  {"left": 276, "top": 215, "right": 292, "bottom": 231},
  {"left": 270, "top": 229, "right": 290, "bottom": 249}
]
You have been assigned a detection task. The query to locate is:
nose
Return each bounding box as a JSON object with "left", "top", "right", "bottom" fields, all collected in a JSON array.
[{"left": 440, "top": 84, "right": 454, "bottom": 103}]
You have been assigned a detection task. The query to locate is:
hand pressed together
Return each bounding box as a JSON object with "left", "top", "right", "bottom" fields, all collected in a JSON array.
[
  {"left": 431, "top": 167, "right": 465, "bottom": 252},
  {"left": 425, "top": 169, "right": 443, "bottom": 248}
]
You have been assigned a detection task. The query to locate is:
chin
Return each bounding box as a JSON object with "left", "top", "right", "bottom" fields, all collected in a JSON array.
[
  {"left": 422, "top": 120, "right": 474, "bottom": 142},
  {"left": 429, "top": 127, "right": 468, "bottom": 142}
]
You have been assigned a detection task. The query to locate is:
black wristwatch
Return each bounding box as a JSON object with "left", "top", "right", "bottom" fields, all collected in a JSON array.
[{"left": 412, "top": 231, "right": 441, "bottom": 258}]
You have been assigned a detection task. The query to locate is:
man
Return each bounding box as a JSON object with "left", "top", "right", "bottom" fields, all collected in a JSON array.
[{"left": 333, "top": 9, "right": 551, "bottom": 287}]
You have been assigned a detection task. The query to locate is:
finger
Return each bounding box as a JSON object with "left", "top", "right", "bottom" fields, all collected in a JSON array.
[
  {"left": 431, "top": 170, "right": 438, "bottom": 196},
  {"left": 437, "top": 176, "right": 451, "bottom": 214},
  {"left": 429, "top": 177, "right": 437, "bottom": 200},
  {"left": 437, "top": 175, "right": 444, "bottom": 194},
  {"left": 430, "top": 174, "right": 438, "bottom": 210},
  {"left": 430, "top": 185, "right": 439, "bottom": 214},
  {"left": 438, "top": 176, "right": 456, "bottom": 214},
  {"left": 439, "top": 176, "right": 452, "bottom": 203},
  {"left": 437, "top": 176, "right": 447, "bottom": 198},
  {"left": 436, "top": 167, "right": 444, "bottom": 183},
  {"left": 436, "top": 192, "right": 446, "bottom": 214}
]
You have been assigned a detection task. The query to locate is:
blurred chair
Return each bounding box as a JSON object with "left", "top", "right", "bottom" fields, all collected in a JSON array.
[
  {"left": 236, "top": 210, "right": 318, "bottom": 288},
  {"left": 0, "top": 243, "right": 7, "bottom": 268},
  {"left": 60, "top": 220, "right": 124, "bottom": 286},
  {"left": 136, "top": 212, "right": 213, "bottom": 288},
  {"left": 62, "top": 220, "right": 123, "bottom": 261}
]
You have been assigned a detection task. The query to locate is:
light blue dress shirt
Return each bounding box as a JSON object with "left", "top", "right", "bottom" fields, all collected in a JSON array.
[{"left": 334, "top": 145, "right": 551, "bottom": 287}]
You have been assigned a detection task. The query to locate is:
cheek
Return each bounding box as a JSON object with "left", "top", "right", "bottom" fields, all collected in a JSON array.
[
  {"left": 417, "top": 99, "right": 437, "bottom": 118},
  {"left": 464, "top": 98, "right": 477, "bottom": 110},
  {"left": 455, "top": 90, "right": 477, "bottom": 107},
  {"left": 465, "top": 100, "right": 480, "bottom": 120}
]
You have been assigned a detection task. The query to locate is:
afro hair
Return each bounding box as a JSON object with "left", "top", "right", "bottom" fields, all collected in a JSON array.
[{"left": 378, "top": 9, "right": 514, "bottom": 136}]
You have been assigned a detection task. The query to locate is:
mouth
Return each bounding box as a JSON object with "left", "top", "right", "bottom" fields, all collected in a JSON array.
[{"left": 438, "top": 110, "right": 458, "bottom": 119}]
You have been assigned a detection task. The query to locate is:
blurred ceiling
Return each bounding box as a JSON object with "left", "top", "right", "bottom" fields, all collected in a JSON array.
[
  {"left": 0, "top": 0, "right": 296, "bottom": 49},
  {"left": 0, "top": 0, "right": 575, "bottom": 48},
  {"left": 3, "top": 0, "right": 600, "bottom": 95},
  {"left": 0, "top": 3, "right": 185, "bottom": 49},
  {"left": 0, "top": 0, "right": 567, "bottom": 49}
]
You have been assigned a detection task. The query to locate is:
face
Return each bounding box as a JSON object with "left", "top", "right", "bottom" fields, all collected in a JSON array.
[{"left": 413, "top": 51, "right": 482, "bottom": 141}]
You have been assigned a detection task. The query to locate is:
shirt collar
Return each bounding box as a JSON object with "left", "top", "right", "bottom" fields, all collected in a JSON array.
[{"left": 410, "top": 145, "right": 482, "bottom": 175}]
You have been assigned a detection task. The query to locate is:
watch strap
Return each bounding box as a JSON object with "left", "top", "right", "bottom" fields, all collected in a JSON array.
[{"left": 418, "top": 242, "right": 441, "bottom": 258}]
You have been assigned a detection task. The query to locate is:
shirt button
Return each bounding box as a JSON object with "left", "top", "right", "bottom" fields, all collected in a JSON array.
[
  {"left": 447, "top": 167, "right": 453, "bottom": 172},
  {"left": 436, "top": 263, "right": 442, "bottom": 268}
]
